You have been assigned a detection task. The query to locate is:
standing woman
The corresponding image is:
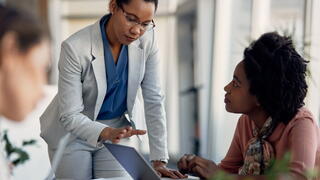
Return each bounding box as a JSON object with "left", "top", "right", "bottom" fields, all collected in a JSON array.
[
  {"left": 0, "top": 5, "right": 50, "bottom": 180},
  {"left": 40, "top": 0, "right": 185, "bottom": 179}
]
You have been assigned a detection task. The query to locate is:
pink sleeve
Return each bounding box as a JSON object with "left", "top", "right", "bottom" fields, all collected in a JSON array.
[
  {"left": 218, "top": 116, "right": 245, "bottom": 174},
  {"left": 288, "top": 117, "right": 318, "bottom": 178}
]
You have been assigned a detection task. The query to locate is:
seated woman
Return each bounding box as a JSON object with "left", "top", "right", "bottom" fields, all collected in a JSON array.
[{"left": 178, "top": 32, "right": 320, "bottom": 180}]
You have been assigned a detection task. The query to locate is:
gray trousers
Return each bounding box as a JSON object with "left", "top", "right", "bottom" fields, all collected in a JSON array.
[{"left": 48, "top": 117, "right": 132, "bottom": 180}]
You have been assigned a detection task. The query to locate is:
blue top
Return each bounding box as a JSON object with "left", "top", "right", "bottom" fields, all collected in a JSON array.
[{"left": 97, "top": 15, "right": 128, "bottom": 120}]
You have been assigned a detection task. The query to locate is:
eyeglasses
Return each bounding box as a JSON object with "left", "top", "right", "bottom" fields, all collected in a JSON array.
[{"left": 119, "top": 5, "right": 155, "bottom": 31}]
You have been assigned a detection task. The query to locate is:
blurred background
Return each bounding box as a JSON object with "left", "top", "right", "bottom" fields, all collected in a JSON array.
[{"left": 0, "top": 0, "right": 319, "bottom": 179}]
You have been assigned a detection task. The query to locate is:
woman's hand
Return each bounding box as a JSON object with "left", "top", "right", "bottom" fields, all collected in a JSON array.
[
  {"left": 177, "top": 154, "right": 196, "bottom": 174},
  {"left": 153, "top": 160, "right": 187, "bottom": 179},
  {"left": 188, "top": 156, "right": 218, "bottom": 179},
  {"left": 99, "top": 126, "right": 146, "bottom": 143},
  {"left": 178, "top": 154, "right": 218, "bottom": 179}
]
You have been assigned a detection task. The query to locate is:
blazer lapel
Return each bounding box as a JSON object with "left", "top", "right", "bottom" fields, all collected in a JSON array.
[
  {"left": 127, "top": 40, "right": 144, "bottom": 118},
  {"left": 90, "top": 18, "right": 144, "bottom": 120},
  {"left": 90, "top": 20, "right": 107, "bottom": 120}
]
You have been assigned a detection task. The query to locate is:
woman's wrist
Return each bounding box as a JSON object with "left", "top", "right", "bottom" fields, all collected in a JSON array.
[
  {"left": 152, "top": 160, "right": 167, "bottom": 168},
  {"left": 99, "top": 127, "right": 113, "bottom": 141}
]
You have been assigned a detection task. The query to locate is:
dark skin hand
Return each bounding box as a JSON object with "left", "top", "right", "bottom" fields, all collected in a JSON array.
[
  {"left": 177, "top": 155, "right": 297, "bottom": 180},
  {"left": 99, "top": 126, "right": 146, "bottom": 143},
  {"left": 177, "top": 154, "right": 218, "bottom": 179},
  {"left": 153, "top": 160, "right": 188, "bottom": 179}
]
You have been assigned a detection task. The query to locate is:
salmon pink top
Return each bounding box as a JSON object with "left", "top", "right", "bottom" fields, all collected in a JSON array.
[{"left": 218, "top": 108, "right": 320, "bottom": 179}]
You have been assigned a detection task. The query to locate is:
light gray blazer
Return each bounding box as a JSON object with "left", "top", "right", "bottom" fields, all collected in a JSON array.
[{"left": 40, "top": 18, "right": 168, "bottom": 161}]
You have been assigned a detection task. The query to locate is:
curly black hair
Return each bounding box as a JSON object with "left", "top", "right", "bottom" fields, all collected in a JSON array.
[{"left": 243, "top": 32, "right": 308, "bottom": 125}]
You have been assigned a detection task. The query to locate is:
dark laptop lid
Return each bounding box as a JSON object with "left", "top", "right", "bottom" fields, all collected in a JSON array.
[{"left": 104, "top": 143, "right": 161, "bottom": 180}]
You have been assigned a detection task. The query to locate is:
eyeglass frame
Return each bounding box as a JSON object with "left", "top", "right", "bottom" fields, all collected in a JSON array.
[{"left": 118, "top": 5, "right": 156, "bottom": 31}]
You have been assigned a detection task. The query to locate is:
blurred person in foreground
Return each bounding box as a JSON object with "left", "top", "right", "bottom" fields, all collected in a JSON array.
[
  {"left": 40, "top": 0, "right": 185, "bottom": 179},
  {"left": 178, "top": 32, "right": 320, "bottom": 180},
  {"left": 0, "top": 5, "right": 50, "bottom": 180}
]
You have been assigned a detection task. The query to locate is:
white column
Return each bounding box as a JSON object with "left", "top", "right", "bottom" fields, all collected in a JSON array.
[
  {"left": 304, "top": 0, "right": 320, "bottom": 123},
  {"left": 196, "top": 0, "right": 215, "bottom": 158},
  {"left": 48, "top": 0, "right": 62, "bottom": 85},
  {"left": 208, "top": 0, "right": 233, "bottom": 161},
  {"left": 251, "top": 0, "right": 271, "bottom": 39},
  {"left": 163, "top": 0, "right": 180, "bottom": 156}
]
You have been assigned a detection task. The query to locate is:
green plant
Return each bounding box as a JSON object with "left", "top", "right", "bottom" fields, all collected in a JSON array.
[
  {"left": 209, "top": 152, "right": 319, "bottom": 180},
  {"left": 265, "top": 152, "right": 291, "bottom": 180},
  {"left": 305, "top": 168, "right": 320, "bottom": 179},
  {"left": 1, "top": 130, "right": 37, "bottom": 166},
  {"left": 209, "top": 171, "right": 235, "bottom": 180}
]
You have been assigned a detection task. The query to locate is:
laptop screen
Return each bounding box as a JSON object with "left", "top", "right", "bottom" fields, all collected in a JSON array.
[{"left": 104, "top": 143, "right": 161, "bottom": 180}]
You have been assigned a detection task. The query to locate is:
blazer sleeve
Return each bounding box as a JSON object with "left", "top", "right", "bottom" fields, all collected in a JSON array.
[
  {"left": 57, "top": 41, "right": 107, "bottom": 147},
  {"left": 141, "top": 30, "right": 169, "bottom": 161}
]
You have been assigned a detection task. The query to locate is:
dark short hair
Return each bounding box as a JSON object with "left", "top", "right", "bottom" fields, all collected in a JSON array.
[
  {"left": 243, "top": 32, "right": 308, "bottom": 124},
  {"left": 0, "top": 5, "right": 48, "bottom": 53},
  {"left": 116, "top": 0, "right": 158, "bottom": 11}
]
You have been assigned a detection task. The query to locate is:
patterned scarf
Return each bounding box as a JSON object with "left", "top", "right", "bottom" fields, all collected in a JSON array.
[{"left": 239, "top": 117, "right": 275, "bottom": 175}]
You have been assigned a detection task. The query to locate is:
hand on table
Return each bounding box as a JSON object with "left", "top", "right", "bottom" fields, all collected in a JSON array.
[
  {"left": 178, "top": 154, "right": 218, "bottom": 179},
  {"left": 153, "top": 160, "right": 187, "bottom": 179}
]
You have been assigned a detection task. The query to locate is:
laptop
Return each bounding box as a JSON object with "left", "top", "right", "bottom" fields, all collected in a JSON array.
[{"left": 104, "top": 143, "right": 199, "bottom": 180}]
